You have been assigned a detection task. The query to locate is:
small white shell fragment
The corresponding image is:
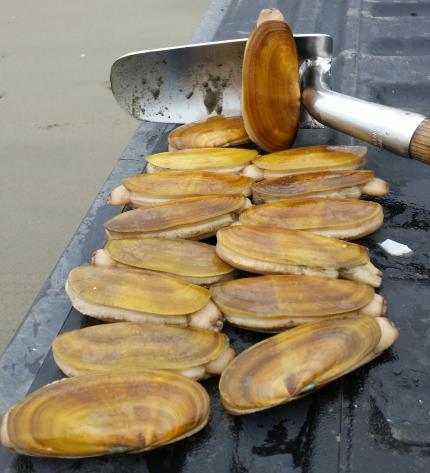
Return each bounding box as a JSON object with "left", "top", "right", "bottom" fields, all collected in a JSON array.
[{"left": 378, "top": 239, "right": 413, "bottom": 257}]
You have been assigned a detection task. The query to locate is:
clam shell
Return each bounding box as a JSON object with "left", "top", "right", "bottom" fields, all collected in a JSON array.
[
  {"left": 146, "top": 148, "right": 257, "bottom": 173},
  {"left": 211, "top": 275, "right": 376, "bottom": 331},
  {"left": 239, "top": 198, "right": 384, "bottom": 240},
  {"left": 216, "top": 224, "right": 369, "bottom": 272},
  {"left": 122, "top": 171, "right": 253, "bottom": 204},
  {"left": 101, "top": 238, "right": 235, "bottom": 284},
  {"left": 53, "top": 322, "right": 230, "bottom": 378},
  {"left": 66, "top": 266, "right": 212, "bottom": 325},
  {"left": 219, "top": 316, "right": 398, "bottom": 414},
  {"left": 252, "top": 170, "right": 375, "bottom": 202},
  {"left": 168, "top": 116, "right": 250, "bottom": 151},
  {"left": 242, "top": 9, "right": 300, "bottom": 151},
  {"left": 0, "top": 369, "right": 210, "bottom": 456},
  {"left": 104, "top": 195, "right": 246, "bottom": 240},
  {"left": 253, "top": 145, "right": 366, "bottom": 176}
]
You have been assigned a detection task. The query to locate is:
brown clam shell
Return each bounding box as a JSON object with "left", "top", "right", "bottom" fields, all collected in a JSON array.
[
  {"left": 0, "top": 369, "right": 210, "bottom": 456},
  {"left": 252, "top": 170, "right": 375, "bottom": 202},
  {"left": 219, "top": 316, "right": 399, "bottom": 414},
  {"left": 216, "top": 224, "right": 369, "bottom": 271},
  {"left": 52, "top": 322, "right": 230, "bottom": 378},
  {"left": 239, "top": 198, "right": 384, "bottom": 240},
  {"left": 104, "top": 195, "right": 246, "bottom": 240},
  {"left": 210, "top": 275, "right": 376, "bottom": 331},
  {"left": 168, "top": 115, "right": 250, "bottom": 151},
  {"left": 123, "top": 171, "right": 253, "bottom": 200},
  {"left": 242, "top": 9, "right": 300, "bottom": 151}
]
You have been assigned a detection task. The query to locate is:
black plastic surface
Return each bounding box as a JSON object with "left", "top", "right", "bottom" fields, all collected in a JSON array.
[{"left": 1, "top": 0, "right": 430, "bottom": 471}]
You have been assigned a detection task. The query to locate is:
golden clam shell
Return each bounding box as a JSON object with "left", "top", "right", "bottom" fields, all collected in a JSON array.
[
  {"left": 243, "top": 145, "right": 366, "bottom": 180},
  {"left": 146, "top": 148, "right": 257, "bottom": 174},
  {"left": 66, "top": 266, "right": 223, "bottom": 331},
  {"left": 104, "top": 195, "right": 247, "bottom": 240},
  {"left": 242, "top": 9, "right": 300, "bottom": 151},
  {"left": 94, "top": 238, "right": 235, "bottom": 285},
  {"left": 0, "top": 369, "right": 210, "bottom": 457},
  {"left": 168, "top": 115, "right": 250, "bottom": 151},
  {"left": 219, "top": 316, "right": 399, "bottom": 414},
  {"left": 53, "top": 322, "right": 235, "bottom": 379},
  {"left": 211, "top": 275, "right": 386, "bottom": 332},
  {"left": 109, "top": 171, "right": 253, "bottom": 207},
  {"left": 252, "top": 170, "right": 389, "bottom": 203},
  {"left": 239, "top": 198, "right": 384, "bottom": 240},
  {"left": 216, "top": 225, "right": 382, "bottom": 287}
]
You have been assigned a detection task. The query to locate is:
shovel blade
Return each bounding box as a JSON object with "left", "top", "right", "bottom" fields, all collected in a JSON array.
[{"left": 110, "top": 34, "right": 332, "bottom": 126}]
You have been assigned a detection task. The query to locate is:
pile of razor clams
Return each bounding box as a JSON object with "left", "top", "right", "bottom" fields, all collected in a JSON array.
[{"left": 1, "top": 8, "right": 400, "bottom": 458}]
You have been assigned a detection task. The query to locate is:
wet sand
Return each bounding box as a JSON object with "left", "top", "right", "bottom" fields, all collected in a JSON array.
[{"left": 0, "top": 0, "right": 211, "bottom": 350}]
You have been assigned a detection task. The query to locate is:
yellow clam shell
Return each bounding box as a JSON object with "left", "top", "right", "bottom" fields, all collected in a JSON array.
[
  {"left": 168, "top": 115, "right": 250, "bottom": 151},
  {"left": 146, "top": 148, "right": 257, "bottom": 173},
  {"left": 0, "top": 369, "right": 210, "bottom": 456},
  {"left": 239, "top": 198, "right": 384, "bottom": 240},
  {"left": 216, "top": 224, "right": 369, "bottom": 271},
  {"left": 242, "top": 9, "right": 300, "bottom": 151},
  {"left": 104, "top": 195, "right": 246, "bottom": 240},
  {"left": 66, "top": 266, "right": 213, "bottom": 325},
  {"left": 253, "top": 145, "right": 366, "bottom": 175},
  {"left": 101, "top": 238, "right": 234, "bottom": 284},
  {"left": 219, "top": 316, "right": 399, "bottom": 414},
  {"left": 52, "top": 322, "right": 231, "bottom": 378},
  {"left": 211, "top": 275, "right": 378, "bottom": 331}
]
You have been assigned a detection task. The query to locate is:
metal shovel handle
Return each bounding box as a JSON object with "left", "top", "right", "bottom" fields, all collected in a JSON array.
[{"left": 302, "top": 65, "right": 430, "bottom": 164}]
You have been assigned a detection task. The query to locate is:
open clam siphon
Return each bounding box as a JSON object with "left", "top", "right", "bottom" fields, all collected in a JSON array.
[
  {"left": 104, "top": 195, "right": 250, "bottom": 240},
  {"left": 66, "top": 266, "right": 223, "bottom": 331},
  {"left": 242, "top": 145, "right": 367, "bottom": 181},
  {"left": 0, "top": 369, "right": 210, "bottom": 457},
  {"left": 252, "top": 170, "right": 389, "bottom": 204},
  {"left": 239, "top": 198, "right": 384, "bottom": 240},
  {"left": 216, "top": 224, "right": 383, "bottom": 287},
  {"left": 146, "top": 148, "right": 257, "bottom": 174},
  {"left": 219, "top": 316, "right": 399, "bottom": 415},
  {"left": 242, "top": 9, "right": 300, "bottom": 151},
  {"left": 109, "top": 171, "right": 253, "bottom": 207},
  {"left": 53, "top": 322, "right": 235, "bottom": 380},
  {"left": 93, "top": 237, "right": 235, "bottom": 285},
  {"left": 168, "top": 115, "right": 250, "bottom": 151},
  {"left": 211, "top": 275, "right": 386, "bottom": 332}
]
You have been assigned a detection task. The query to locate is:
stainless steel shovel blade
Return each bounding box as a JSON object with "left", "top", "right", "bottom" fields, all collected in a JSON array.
[
  {"left": 110, "top": 35, "right": 429, "bottom": 162},
  {"left": 110, "top": 35, "right": 332, "bottom": 127}
]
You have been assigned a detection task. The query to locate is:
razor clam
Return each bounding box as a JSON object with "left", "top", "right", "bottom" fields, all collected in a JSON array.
[
  {"left": 239, "top": 198, "right": 383, "bottom": 240},
  {"left": 66, "top": 266, "right": 223, "bottom": 331},
  {"left": 219, "top": 316, "right": 399, "bottom": 415},
  {"left": 168, "top": 115, "right": 250, "bottom": 151},
  {"left": 242, "top": 9, "right": 300, "bottom": 151},
  {"left": 0, "top": 369, "right": 210, "bottom": 457},
  {"left": 216, "top": 225, "right": 382, "bottom": 287},
  {"left": 109, "top": 171, "right": 253, "bottom": 207},
  {"left": 252, "top": 170, "right": 389, "bottom": 204},
  {"left": 243, "top": 145, "right": 366, "bottom": 181},
  {"left": 93, "top": 237, "right": 235, "bottom": 285},
  {"left": 211, "top": 275, "right": 386, "bottom": 332},
  {"left": 53, "top": 322, "right": 235, "bottom": 380},
  {"left": 104, "top": 195, "right": 250, "bottom": 241},
  {"left": 146, "top": 148, "right": 257, "bottom": 174}
]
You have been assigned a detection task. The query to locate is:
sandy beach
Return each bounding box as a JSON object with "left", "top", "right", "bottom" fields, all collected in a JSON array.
[{"left": 0, "top": 0, "right": 211, "bottom": 350}]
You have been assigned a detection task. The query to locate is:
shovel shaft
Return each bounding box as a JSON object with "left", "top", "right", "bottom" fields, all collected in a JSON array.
[{"left": 303, "top": 65, "right": 430, "bottom": 164}]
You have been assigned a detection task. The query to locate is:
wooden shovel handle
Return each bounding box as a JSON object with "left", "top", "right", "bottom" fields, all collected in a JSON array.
[{"left": 410, "top": 119, "right": 430, "bottom": 164}]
